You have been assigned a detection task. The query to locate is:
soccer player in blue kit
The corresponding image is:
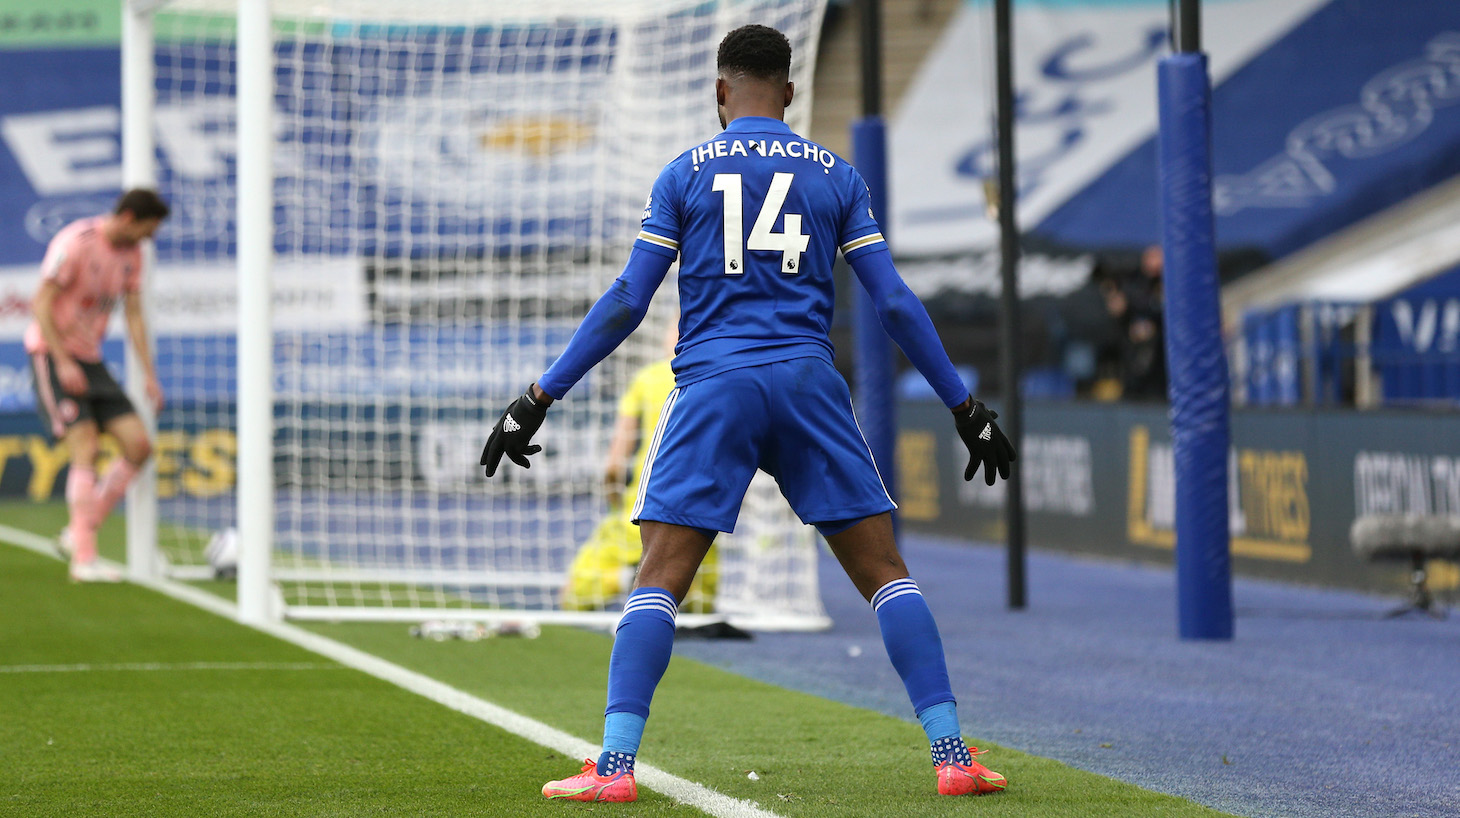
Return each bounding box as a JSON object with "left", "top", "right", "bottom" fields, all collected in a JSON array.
[{"left": 482, "top": 24, "right": 1016, "bottom": 803}]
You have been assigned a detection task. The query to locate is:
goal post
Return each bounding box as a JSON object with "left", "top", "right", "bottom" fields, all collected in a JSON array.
[
  {"left": 234, "top": 0, "right": 274, "bottom": 625},
  {"left": 124, "top": 0, "right": 833, "bottom": 631},
  {"left": 121, "top": 0, "right": 161, "bottom": 583}
]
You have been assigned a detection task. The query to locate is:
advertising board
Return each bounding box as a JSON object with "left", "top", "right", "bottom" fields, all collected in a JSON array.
[{"left": 897, "top": 400, "right": 1460, "bottom": 595}]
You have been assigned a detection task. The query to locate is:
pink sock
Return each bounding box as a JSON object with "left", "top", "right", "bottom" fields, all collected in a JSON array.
[
  {"left": 65, "top": 467, "right": 98, "bottom": 563},
  {"left": 93, "top": 459, "right": 139, "bottom": 529}
]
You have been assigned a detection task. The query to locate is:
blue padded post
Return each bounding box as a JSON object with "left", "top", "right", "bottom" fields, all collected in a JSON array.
[
  {"left": 1157, "top": 53, "right": 1233, "bottom": 640},
  {"left": 852, "top": 115, "right": 897, "bottom": 519}
]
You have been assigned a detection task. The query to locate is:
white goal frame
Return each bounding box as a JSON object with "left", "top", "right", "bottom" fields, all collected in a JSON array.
[{"left": 122, "top": 0, "right": 834, "bottom": 632}]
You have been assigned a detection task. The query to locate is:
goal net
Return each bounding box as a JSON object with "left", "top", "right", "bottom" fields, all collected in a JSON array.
[{"left": 135, "top": 0, "right": 831, "bottom": 629}]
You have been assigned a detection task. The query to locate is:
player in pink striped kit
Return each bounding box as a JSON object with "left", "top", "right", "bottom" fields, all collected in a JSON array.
[{"left": 26, "top": 189, "right": 169, "bottom": 582}]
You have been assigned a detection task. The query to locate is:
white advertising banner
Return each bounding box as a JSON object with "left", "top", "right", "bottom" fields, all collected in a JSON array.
[{"left": 0, "top": 257, "right": 365, "bottom": 341}]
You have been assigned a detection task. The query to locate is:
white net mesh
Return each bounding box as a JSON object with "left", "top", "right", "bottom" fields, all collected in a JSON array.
[{"left": 142, "top": 0, "right": 831, "bottom": 629}]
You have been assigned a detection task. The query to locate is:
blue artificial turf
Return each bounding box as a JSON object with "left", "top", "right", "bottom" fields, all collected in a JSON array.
[{"left": 674, "top": 535, "right": 1460, "bottom": 818}]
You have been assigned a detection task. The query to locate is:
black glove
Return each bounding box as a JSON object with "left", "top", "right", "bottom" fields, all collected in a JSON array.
[
  {"left": 481, "top": 386, "right": 550, "bottom": 477},
  {"left": 954, "top": 398, "right": 1016, "bottom": 486}
]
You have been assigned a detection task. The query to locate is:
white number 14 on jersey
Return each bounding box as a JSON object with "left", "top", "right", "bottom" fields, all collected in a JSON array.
[{"left": 712, "top": 172, "right": 810, "bottom": 275}]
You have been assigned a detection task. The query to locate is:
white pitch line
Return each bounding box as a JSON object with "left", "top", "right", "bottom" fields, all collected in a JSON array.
[
  {"left": 0, "top": 522, "right": 67, "bottom": 558},
  {"left": 0, "top": 529, "right": 784, "bottom": 818},
  {"left": 0, "top": 521, "right": 127, "bottom": 574},
  {"left": 0, "top": 661, "right": 341, "bottom": 674}
]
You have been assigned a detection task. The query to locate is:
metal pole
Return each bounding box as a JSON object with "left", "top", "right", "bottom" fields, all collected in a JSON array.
[
  {"left": 994, "top": 0, "right": 1026, "bottom": 609},
  {"left": 121, "top": 0, "right": 159, "bottom": 581},
  {"left": 860, "top": 0, "right": 882, "bottom": 116},
  {"left": 237, "top": 0, "right": 275, "bottom": 624},
  {"left": 1173, "top": 0, "right": 1201, "bottom": 53}
]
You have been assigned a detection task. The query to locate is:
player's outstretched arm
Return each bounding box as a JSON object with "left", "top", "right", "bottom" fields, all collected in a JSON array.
[
  {"left": 537, "top": 247, "right": 673, "bottom": 400},
  {"left": 480, "top": 247, "right": 672, "bottom": 477},
  {"left": 845, "top": 246, "right": 970, "bottom": 406},
  {"left": 846, "top": 247, "right": 1015, "bottom": 484}
]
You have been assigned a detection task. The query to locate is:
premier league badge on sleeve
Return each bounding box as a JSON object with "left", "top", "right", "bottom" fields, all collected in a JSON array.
[{"left": 641, "top": 194, "right": 653, "bottom": 223}]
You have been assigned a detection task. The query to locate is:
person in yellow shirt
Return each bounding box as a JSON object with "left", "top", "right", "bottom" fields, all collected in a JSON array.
[{"left": 561, "top": 323, "right": 716, "bottom": 612}]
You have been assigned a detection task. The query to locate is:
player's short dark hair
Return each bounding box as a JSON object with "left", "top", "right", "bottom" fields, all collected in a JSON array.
[
  {"left": 114, "top": 188, "right": 170, "bottom": 222},
  {"left": 717, "top": 25, "right": 792, "bottom": 84}
]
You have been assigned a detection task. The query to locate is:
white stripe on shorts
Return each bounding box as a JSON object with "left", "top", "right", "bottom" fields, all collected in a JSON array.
[
  {"left": 847, "top": 396, "right": 897, "bottom": 509},
  {"left": 630, "top": 386, "right": 682, "bottom": 522}
]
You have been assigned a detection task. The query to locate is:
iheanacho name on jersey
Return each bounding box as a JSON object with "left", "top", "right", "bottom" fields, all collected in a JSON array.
[{"left": 689, "top": 139, "right": 837, "bottom": 171}]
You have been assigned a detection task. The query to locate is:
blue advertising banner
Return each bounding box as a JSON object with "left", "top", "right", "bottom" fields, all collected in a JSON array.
[
  {"left": 1371, "top": 261, "right": 1460, "bottom": 404},
  {"left": 1034, "top": 2, "right": 1460, "bottom": 258},
  {"left": 0, "top": 322, "right": 577, "bottom": 413},
  {"left": 0, "top": 25, "right": 633, "bottom": 269},
  {"left": 0, "top": 342, "right": 36, "bottom": 413},
  {"left": 890, "top": 0, "right": 1329, "bottom": 257},
  {"left": 0, "top": 340, "right": 125, "bottom": 413},
  {"left": 893, "top": 0, "right": 1460, "bottom": 263},
  {"left": 0, "top": 46, "right": 124, "bottom": 267}
]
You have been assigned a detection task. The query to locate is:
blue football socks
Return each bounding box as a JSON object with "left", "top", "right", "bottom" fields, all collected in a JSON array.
[
  {"left": 598, "top": 587, "right": 678, "bottom": 775},
  {"left": 598, "top": 712, "right": 645, "bottom": 775},
  {"left": 872, "top": 577, "right": 970, "bottom": 767},
  {"left": 919, "top": 699, "right": 960, "bottom": 741}
]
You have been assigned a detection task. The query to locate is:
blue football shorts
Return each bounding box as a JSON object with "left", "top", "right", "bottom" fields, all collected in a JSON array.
[{"left": 631, "top": 357, "right": 897, "bottom": 533}]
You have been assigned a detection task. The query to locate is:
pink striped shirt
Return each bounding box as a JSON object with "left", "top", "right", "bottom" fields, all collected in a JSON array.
[{"left": 24, "top": 216, "right": 142, "bottom": 363}]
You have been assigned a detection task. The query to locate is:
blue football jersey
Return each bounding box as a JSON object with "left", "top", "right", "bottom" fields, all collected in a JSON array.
[{"left": 634, "top": 116, "right": 886, "bottom": 386}]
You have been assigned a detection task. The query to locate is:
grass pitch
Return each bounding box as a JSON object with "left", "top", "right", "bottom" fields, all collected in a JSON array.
[{"left": 0, "top": 500, "right": 1238, "bottom": 817}]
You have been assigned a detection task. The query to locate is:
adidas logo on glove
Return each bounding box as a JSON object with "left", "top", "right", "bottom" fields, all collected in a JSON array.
[
  {"left": 504, "top": 414, "right": 521, "bottom": 433},
  {"left": 979, "top": 423, "right": 992, "bottom": 441}
]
